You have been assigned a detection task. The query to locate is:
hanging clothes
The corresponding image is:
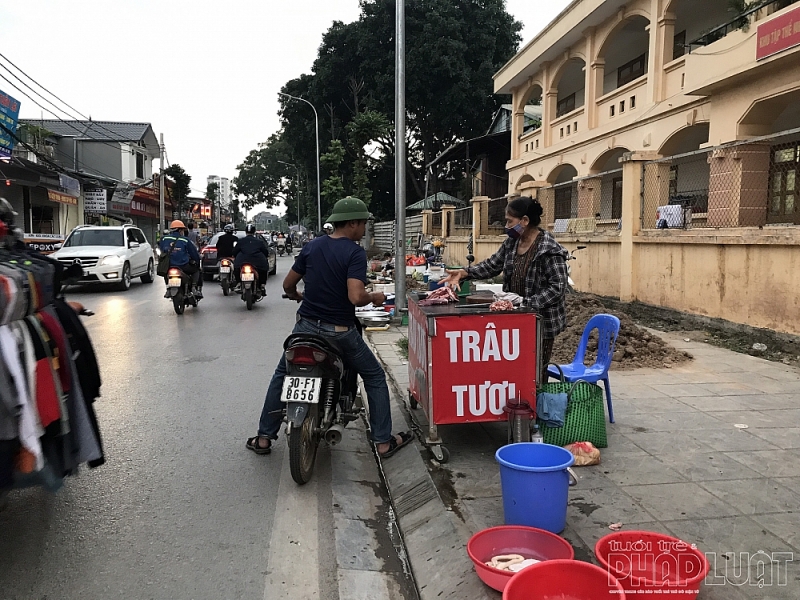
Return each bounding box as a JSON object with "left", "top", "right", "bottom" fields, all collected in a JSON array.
[{"left": 0, "top": 218, "right": 105, "bottom": 492}]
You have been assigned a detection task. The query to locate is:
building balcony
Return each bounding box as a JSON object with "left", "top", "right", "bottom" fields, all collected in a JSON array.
[
  {"left": 550, "top": 106, "right": 586, "bottom": 146},
  {"left": 596, "top": 76, "right": 648, "bottom": 128},
  {"left": 684, "top": 2, "right": 800, "bottom": 96}
]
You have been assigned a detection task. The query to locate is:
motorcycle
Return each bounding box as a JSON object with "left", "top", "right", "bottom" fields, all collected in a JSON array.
[
  {"left": 566, "top": 245, "right": 587, "bottom": 293},
  {"left": 239, "top": 263, "right": 265, "bottom": 310},
  {"left": 280, "top": 295, "right": 362, "bottom": 484},
  {"left": 276, "top": 237, "right": 292, "bottom": 256},
  {"left": 218, "top": 257, "right": 234, "bottom": 296},
  {"left": 165, "top": 266, "right": 200, "bottom": 315}
]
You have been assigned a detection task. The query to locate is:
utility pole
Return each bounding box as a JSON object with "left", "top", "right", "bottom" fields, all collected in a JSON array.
[
  {"left": 278, "top": 92, "right": 322, "bottom": 232},
  {"left": 159, "top": 133, "right": 165, "bottom": 239},
  {"left": 395, "top": 0, "right": 407, "bottom": 313}
]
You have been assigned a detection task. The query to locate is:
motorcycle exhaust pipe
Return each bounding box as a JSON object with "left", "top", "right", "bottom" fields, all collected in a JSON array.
[{"left": 324, "top": 424, "right": 345, "bottom": 445}]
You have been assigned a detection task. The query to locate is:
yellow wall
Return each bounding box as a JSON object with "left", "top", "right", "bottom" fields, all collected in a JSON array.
[{"left": 566, "top": 231, "right": 800, "bottom": 335}]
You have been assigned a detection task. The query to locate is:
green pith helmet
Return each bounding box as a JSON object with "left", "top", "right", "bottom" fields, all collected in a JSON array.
[{"left": 326, "top": 196, "right": 372, "bottom": 223}]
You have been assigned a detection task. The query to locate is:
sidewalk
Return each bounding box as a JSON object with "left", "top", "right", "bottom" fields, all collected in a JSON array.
[{"left": 369, "top": 327, "right": 800, "bottom": 600}]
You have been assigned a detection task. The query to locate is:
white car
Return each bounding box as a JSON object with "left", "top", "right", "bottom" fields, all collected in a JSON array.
[{"left": 52, "top": 225, "right": 155, "bottom": 291}]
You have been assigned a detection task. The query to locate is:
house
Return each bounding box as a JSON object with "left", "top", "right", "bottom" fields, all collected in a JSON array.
[
  {"left": 17, "top": 119, "right": 165, "bottom": 242},
  {"left": 492, "top": 0, "right": 800, "bottom": 334}
]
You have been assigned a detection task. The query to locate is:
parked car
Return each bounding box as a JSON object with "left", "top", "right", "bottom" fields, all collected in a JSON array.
[
  {"left": 52, "top": 224, "right": 155, "bottom": 291},
  {"left": 200, "top": 230, "right": 277, "bottom": 280}
]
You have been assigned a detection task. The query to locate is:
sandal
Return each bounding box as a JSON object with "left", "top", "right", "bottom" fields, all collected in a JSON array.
[
  {"left": 246, "top": 436, "right": 272, "bottom": 455},
  {"left": 378, "top": 431, "right": 413, "bottom": 459}
]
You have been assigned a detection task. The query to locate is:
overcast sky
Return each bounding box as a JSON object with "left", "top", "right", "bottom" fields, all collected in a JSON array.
[{"left": 3, "top": 0, "right": 569, "bottom": 212}]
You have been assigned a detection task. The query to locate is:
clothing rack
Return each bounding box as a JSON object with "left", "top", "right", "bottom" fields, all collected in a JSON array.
[{"left": 0, "top": 199, "right": 104, "bottom": 497}]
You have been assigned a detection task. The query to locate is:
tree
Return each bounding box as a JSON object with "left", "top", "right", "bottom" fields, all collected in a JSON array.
[
  {"left": 320, "top": 139, "right": 346, "bottom": 204},
  {"left": 164, "top": 164, "right": 191, "bottom": 217},
  {"left": 236, "top": 0, "right": 521, "bottom": 220},
  {"left": 206, "top": 181, "right": 219, "bottom": 203}
]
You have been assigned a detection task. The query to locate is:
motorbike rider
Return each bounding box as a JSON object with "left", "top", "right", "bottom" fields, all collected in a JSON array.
[
  {"left": 216, "top": 223, "right": 238, "bottom": 260},
  {"left": 246, "top": 196, "right": 412, "bottom": 459},
  {"left": 159, "top": 220, "right": 203, "bottom": 298},
  {"left": 233, "top": 223, "right": 270, "bottom": 294}
]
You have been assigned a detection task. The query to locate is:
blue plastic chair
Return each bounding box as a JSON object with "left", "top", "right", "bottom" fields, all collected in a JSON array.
[{"left": 547, "top": 314, "right": 620, "bottom": 423}]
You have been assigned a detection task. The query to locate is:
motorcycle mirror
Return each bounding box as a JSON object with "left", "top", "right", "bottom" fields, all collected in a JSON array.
[{"left": 577, "top": 245, "right": 587, "bottom": 250}]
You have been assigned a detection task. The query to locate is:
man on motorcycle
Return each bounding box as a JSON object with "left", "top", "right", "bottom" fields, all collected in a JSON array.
[
  {"left": 159, "top": 220, "right": 203, "bottom": 298},
  {"left": 246, "top": 197, "right": 412, "bottom": 459},
  {"left": 216, "top": 223, "right": 238, "bottom": 259},
  {"left": 233, "top": 224, "right": 270, "bottom": 294}
]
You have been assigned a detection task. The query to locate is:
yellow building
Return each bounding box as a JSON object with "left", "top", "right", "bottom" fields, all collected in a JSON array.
[{"left": 489, "top": 0, "right": 800, "bottom": 335}]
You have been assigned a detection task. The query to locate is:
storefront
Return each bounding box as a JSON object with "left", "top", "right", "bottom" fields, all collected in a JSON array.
[{"left": 130, "top": 185, "right": 165, "bottom": 245}]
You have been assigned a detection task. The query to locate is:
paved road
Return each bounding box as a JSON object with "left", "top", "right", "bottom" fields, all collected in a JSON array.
[{"left": 0, "top": 255, "right": 370, "bottom": 599}]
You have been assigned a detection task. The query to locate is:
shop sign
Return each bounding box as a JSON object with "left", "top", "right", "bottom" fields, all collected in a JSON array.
[
  {"left": 47, "top": 189, "right": 78, "bottom": 206},
  {"left": 130, "top": 199, "right": 159, "bottom": 218},
  {"left": 59, "top": 173, "right": 81, "bottom": 198},
  {"left": 757, "top": 5, "right": 800, "bottom": 60},
  {"left": 24, "top": 232, "right": 64, "bottom": 254},
  {"left": 84, "top": 188, "right": 107, "bottom": 213},
  {"left": 0, "top": 89, "right": 20, "bottom": 158},
  {"left": 409, "top": 306, "right": 539, "bottom": 425}
]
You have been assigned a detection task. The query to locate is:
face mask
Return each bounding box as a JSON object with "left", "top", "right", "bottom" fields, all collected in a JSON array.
[{"left": 505, "top": 223, "right": 525, "bottom": 239}]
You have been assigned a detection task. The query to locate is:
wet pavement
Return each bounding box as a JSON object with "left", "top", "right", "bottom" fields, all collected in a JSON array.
[
  {"left": 0, "top": 255, "right": 416, "bottom": 600},
  {"left": 368, "top": 326, "right": 800, "bottom": 600}
]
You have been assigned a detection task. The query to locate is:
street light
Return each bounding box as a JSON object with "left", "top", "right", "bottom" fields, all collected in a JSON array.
[
  {"left": 277, "top": 160, "right": 301, "bottom": 229},
  {"left": 278, "top": 92, "right": 322, "bottom": 232}
]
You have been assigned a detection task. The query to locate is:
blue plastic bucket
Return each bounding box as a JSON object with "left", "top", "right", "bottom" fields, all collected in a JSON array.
[{"left": 495, "top": 443, "right": 575, "bottom": 534}]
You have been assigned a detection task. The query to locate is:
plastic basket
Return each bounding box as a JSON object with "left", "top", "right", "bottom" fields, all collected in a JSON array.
[{"left": 537, "top": 379, "right": 608, "bottom": 448}]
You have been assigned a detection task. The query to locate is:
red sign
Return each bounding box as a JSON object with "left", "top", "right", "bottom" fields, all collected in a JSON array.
[
  {"left": 408, "top": 299, "right": 538, "bottom": 426},
  {"left": 757, "top": 6, "right": 800, "bottom": 60},
  {"left": 47, "top": 189, "right": 78, "bottom": 206},
  {"left": 130, "top": 199, "right": 160, "bottom": 218}
]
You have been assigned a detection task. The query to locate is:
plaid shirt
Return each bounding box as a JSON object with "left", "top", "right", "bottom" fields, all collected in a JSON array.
[{"left": 466, "top": 230, "right": 569, "bottom": 338}]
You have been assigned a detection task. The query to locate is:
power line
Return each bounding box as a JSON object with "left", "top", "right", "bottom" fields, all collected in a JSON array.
[{"left": 0, "top": 53, "right": 137, "bottom": 142}]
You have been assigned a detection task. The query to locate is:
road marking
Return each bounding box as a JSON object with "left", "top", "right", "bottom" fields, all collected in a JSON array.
[{"left": 263, "top": 443, "right": 320, "bottom": 600}]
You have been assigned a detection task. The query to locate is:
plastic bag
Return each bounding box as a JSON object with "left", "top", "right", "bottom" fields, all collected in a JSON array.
[{"left": 564, "top": 441, "right": 601, "bottom": 466}]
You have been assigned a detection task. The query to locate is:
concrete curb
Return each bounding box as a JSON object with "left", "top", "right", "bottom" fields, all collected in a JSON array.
[{"left": 367, "top": 329, "right": 499, "bottom": 600}]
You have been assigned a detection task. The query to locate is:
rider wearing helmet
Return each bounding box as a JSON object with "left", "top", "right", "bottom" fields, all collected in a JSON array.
[
  {"left": 159, "top": 220, "right": 203, "bottom": 298},
  {"left": 216, "top": 223, "right": 238, "bottom": 262},
  {"left": 322, "top": 222, "right": 333, "bottom": 235},
  {"left": 247, "top": 197, "right": 411, "bottom": 459},
  {"left": 232, "top": 223, "right": 271, "bottom": 293}
]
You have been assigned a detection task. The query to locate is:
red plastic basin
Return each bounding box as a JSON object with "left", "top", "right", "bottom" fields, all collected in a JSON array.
[
  {"left": 595, "top": 531, "right": 709, "bottom": 599},
  {"left": 467, "top": 525, "right": 575, "bottom": 592},
  {"left": 504, "top": 559, "right": 626, "bottom": 600}
]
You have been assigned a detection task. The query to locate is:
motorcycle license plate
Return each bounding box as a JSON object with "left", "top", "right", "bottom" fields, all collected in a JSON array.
[
  {"left": 281, "top": 377, "right": 321, "bottom": 403},
  {"left": 219, "top": 266, "right": 230, "bottom": 273},
  {"left": 168, "top": 278, "right": 181, "bottom": 287},
  {"left": 241, "top": 272, "right": 255, "bottom": 281}
]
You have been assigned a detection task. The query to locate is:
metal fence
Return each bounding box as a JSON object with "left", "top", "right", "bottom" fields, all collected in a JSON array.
[
  {"left": 372, "top": 215, "right": 423, "bottom": 253},
  {"left": 487, "top": 197, "right": 507, "bottom": 233},
  {"left": 641, "top": 129, "right": 800, "bottom": 229},
  {"left": 431, "top": 211, "right": 443, "bottom": 237},
  {"left": 598, "top": 168, "right": 623, "bottom": 223},
  {"left": 453, "top": 206, "right": 473, "bottom": 233},
  {"left": 553, "top": 181, "right": 579, "bottom": 220}
]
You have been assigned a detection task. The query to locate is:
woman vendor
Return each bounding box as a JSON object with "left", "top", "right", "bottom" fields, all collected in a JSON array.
[{"left": 441, "top": 197, "right": 569, "bottom": 381}]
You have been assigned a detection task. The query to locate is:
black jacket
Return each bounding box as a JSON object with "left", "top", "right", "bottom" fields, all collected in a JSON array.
[
  {"left": 216, "top": 232, "right": 237, "bottom": 258},
  {"left": 233, "top": 235, "right": 270, "bottom": 270}
]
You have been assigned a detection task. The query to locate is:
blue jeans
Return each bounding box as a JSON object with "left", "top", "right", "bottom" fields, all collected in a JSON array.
[{"left": 258, "top": 317, "right": 394, "bottom": 444}]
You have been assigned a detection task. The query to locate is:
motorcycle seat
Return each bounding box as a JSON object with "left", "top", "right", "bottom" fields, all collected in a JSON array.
[{"left": 284, "top": 332, "right": 343, "bottom": 356}]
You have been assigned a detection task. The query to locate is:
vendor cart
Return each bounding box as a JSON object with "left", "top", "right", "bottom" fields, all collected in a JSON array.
[{"left": 407, "top": 293, "right": 541, "bottom": 462}]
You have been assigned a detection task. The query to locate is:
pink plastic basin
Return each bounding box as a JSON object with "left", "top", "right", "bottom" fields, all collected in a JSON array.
[
  {"left": 504, "top": 559, "right": 626, "bottom": 600},
  {"left": 467, "top": 525, "right": 575, "bottom": 592},
  {"left": 595, "top": 531, "right": 709, "bottom": 599}
]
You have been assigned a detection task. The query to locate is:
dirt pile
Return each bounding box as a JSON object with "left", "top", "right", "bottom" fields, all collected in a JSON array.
[{"left": 551, "top": 294, "right": 693, "bottom": 371}]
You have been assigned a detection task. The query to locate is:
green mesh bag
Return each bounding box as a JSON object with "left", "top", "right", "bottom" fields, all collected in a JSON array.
[{"left": 537, "top": 380, "right": 608, "bottom": 448}]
